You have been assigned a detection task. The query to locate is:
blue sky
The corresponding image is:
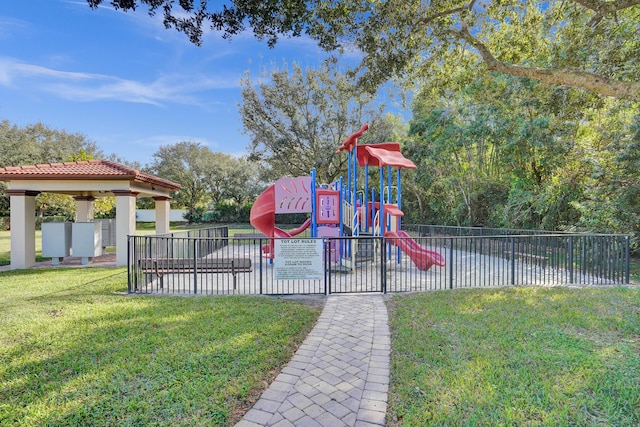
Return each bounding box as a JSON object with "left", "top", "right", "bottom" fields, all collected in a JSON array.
[{"left": 0, "top": 0, "right": 362, "bottom": 166}]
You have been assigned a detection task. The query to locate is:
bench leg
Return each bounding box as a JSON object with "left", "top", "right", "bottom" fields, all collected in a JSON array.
[
  {"left": 153, "top": 261, "right": 164, "bottom": 289},
  {"left": 143, "top": 273, "right": 152, "bottom": 291},
  {"left": 232, "top": 261, "right": 237, "bottom": 291}
]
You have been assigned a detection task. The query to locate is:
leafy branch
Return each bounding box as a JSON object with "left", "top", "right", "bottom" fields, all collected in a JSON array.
[{"left": 455, "top": 23, "right": 640, "bottom": 101}]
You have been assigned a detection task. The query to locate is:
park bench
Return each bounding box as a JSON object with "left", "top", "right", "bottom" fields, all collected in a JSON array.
[
  {"left": 504, "top": 250, "right": 547, "bottom": 269},
  {"left": 138, "top": 257, "right": 252, "bottom": 288}
]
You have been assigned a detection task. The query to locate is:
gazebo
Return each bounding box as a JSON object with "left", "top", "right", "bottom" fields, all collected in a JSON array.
[{"left": 0, "top": 160, "right": 181, "bottom": 269}]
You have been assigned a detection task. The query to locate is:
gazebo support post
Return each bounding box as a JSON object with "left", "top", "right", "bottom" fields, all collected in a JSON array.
[
  {"left": 114, "top": 190, "right": 139, "bottom": 266},
  {"left": 7, "top": 190, "right": 39, "bottom": 269},
  {"left": 75, "top": 196, "right": 95, "bottom": 222},
  {"left": 154, "top": 196, "right": 171, "bottom": 235}
]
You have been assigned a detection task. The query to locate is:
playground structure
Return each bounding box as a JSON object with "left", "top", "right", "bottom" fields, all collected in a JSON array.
[{"left": 249, "top": 124, "right": 445, "bottom": 271}]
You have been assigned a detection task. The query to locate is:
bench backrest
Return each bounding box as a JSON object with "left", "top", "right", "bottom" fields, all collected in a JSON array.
[{"left": 139, "top": 258, "right": 251, "bottom": 270}]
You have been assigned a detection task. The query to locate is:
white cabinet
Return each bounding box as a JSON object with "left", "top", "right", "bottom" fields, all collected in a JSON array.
[
  {"left": 72, "top": 222, "right": 103, "bottom": 264},
  {"left": 42, "top": 222, "right": 72, "bottom": 265}
]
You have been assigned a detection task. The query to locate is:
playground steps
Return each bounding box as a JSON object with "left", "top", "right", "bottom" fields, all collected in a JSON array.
[
  {"left": 340, "top": 234, "right": 376, "bottom": 269},
  {"left": 355, "top": 234, "right": 376, "bottom": 260}
]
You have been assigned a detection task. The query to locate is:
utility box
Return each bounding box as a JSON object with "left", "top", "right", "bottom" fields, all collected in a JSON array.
[
  {"left": 42, "top": 222, "right": 72, "bottom": 265},
  {"left": 72, "top": 222, "right": 102, "bottom": 264}
]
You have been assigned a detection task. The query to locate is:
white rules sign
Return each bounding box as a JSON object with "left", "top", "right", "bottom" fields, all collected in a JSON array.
[{"left": 274, "top": 239, "right": 324, "bottom": 280}]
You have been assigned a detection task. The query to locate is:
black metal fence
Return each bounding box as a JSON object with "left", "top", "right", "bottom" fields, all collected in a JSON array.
[{"left": 127, "top": 225, "right": 630, "bottom": 295}]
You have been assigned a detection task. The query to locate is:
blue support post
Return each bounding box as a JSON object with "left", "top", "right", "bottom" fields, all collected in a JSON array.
[
  {"left": 397, "top": 168, "right": 402, "bottom": 230},
  {"left": 338, "top": 176, "right": 345, "bottom": 259},
  {"left": 396, "top": 167, "right": 402, "bottom": 263},
  {"left": 379, "top": 166, "right": 385, "bottom": 236},
  {"left": 364, "top": 163, "right": 369, "bottom": 232},
  {"left": 386, "top": 165, "right": 392, "bottom": 260},
  {"left": 346, "top": 150, "right": 352, "bottom": 204},
  {"left": 338, "top": 176, "right": 344, "bottom": 237},
  {"left": 353, "top": 145, "right": 358, "bottom": 213},
  {"left": 370, "top": 187, "right": 376, "bottom": 234},
  {"left": 387, "top": 166, "right": 392, "bottom": 204},
  {"left": 310, "top": 168, "right": 317, "bottom": 238}
]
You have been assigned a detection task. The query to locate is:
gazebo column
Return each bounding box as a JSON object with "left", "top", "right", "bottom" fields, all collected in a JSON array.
[
  {"left": 113, "top": 190, "right": 138, "bottom": 266},
  {"left": 154, "top": 196, "right": 171, "bottom": 235},
  {"left": 75, "top": 196, "right": 95, "bottom": 222},
  {"left": 7, "top": 190, "right": 39, "bottom": 269}
]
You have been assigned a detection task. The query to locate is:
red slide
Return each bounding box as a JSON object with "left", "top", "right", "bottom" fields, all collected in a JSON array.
[
  {"left": 273, "top": 218, "right": 311, "bottom": 238},
  {"left": 250, "top": 184, "right": 311, "bottom": 257},
  {"left": 385, "top": 230, "right": 445, "bottom": 271}
]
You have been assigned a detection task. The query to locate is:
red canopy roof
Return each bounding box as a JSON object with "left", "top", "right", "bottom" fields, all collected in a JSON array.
[
  {"left": 359, "top": 144, "right": 416, "bottom": 169},
  {"left": 336, "top": 124, "right": 416, "bottom": 169},
  {"left": 356, "top": 142, "right": 399, "bottom": 167}
]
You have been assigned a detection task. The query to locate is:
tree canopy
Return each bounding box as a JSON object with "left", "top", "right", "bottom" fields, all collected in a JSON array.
[
  {"left": 87, "top": 0, "right": 640, "bottom": 100},
  {"left": 0, "top": 120, "right": 108, "bottom": 220},
  {"left": 403, "top": 66, "right": 640, "bottom": 250},
  {"left": 86, "top": 0, "right": 310, "bottom": 47},
  {"left": 240, "top": 61, "right": 391, "bottom": 183},
  {"left": 148, "top": 141, "right": 263, "bottom": 222},
  {"left": 149, "top": 141, "right": 216, "bottom": 222}
]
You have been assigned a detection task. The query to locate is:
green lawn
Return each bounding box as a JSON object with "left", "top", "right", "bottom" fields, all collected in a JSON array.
[
  {"left": 2, "top": 227, "right": 640, "bottom": 426},
  {"left": 0, "top": 230, "right": 43, "bottom": 266},
  {"left": 388, "top": 287, "right": 640, "bottom": 426},
  {"left": 0, "top": 267, "right": 321, "bottom": 426}
]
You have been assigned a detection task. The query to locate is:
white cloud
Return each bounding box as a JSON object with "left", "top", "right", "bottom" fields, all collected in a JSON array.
[
  {"left": 0, "top": 57, "right": 240, "bottom": 106},
  {"left": 0, "top": 16, "right": 30, "bottom": 40}
]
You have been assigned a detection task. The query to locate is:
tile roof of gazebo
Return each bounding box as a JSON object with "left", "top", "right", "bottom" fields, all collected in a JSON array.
[
  {"left": 0, "top": 160, "right": 181, "bottom": 191},
  {"left": 2, "top": 160, "right": 181, "bottom": 269}
]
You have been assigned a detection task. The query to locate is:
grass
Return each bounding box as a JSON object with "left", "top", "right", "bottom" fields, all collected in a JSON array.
[
  {"left": 0, "top": 230, "right": 45, "bottom": 266},
  {"left": 387, "top": 286, "right": 640, "bottom": 426},
  {"left": 0, "top": 267, "right": 321, "bottom": 426},
  {"left": 2, "top": 225, "right": 639, "bottom": 425},
  {"left": 630, "top": 257, "right": 640, "bottom": 284}
]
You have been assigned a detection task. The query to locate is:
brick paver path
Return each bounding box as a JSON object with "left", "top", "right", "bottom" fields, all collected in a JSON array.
[{"left": 236, "top": 294, "right": 390, "bottom": 426}]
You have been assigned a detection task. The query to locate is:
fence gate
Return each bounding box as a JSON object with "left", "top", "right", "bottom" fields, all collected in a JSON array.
[{"left": 324, "top": 237, "right": 386, "bottom": 294}]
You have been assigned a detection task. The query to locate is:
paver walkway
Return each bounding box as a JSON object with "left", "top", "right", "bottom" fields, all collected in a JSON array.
[{"left": 236, "top": 294, "right": 390, "bottom": 427}]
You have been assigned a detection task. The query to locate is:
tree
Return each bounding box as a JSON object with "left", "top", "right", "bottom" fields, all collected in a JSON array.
[
  {"left": 406, "top": 68, "right": 596, "bottom": 228},
  {"left": 86, "top": 0, "right": 311, "bottom": 47},
  {"left": 320, "top": 0, "right": 640, "bottom": 101},
  {"left": 0, "top": 120, "right": 106, "bottom": 219},
  {"left": 35, "top": 193, "right": 76, "bottom": 221},
  {"left": 407, "top": 100, "right": 512, "bottom": 226},
  {"left": 223, "top": 156, "right": 264, "bottom": 218},
  {"left": 240, "top": 60, "right": 387, "bottom": 183},
  {"left": 205, "top": 152, "right": 239, "bottom": 206},
  {"left": 148, "top": 141, "right": 254, "bottom": 223},
  {"left": 21, "top": 122, "right": 103, "bottom": 163},
  {"left": 570, "top": 107, "right": 640, "bottom": 252},
  {"left": 87, "top": 1, "right": 640, "bottom": 101},
  {"left": 0, "top": 120, "right": 41, "bottom": 167},
  {"left": 149, "top": 141, "right": 216, "bottom": 223}
]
